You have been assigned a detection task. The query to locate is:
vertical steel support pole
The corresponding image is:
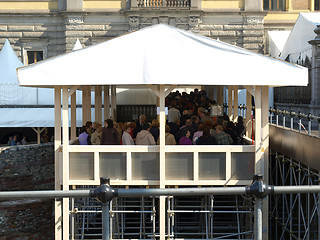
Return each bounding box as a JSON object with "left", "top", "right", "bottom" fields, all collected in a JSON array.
[
  {"left": 255, "top": 198, "right": 263, "bottom": 240},
  {"left": 298, "top": 162, "right": 301, "bottom": 239},
  {"left": 299, "top": 118, "right": 302, "bottom": 132},
  {"left": 283, "top": 115, "right": 286, "bottom": 128},
  {"left": 289, "top": 158, "right": 293, "bottom": 240},
  {"left": 307, "top": 167, "right": 310, "bottom": 239},
  {"left": 102, "top": 202, "right": 110, "bottom": 240},
  {"left": 276, "top": 113, "right": 279, "bottom": 126},
  {"left": 290, "top": 116, "right": 293, "bottom": 130},
  {"left": 308, "top": 119, "right": 311, "bottom": 135}
]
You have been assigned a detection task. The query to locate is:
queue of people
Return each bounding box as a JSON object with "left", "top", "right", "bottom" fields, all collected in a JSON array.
[{"left": 78, "top": 89, "right": 246, "bottom": 146}]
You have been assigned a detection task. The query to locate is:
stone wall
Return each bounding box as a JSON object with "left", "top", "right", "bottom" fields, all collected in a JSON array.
[{"left": 0, "top": 143, "right": 54, "bottom": 240}]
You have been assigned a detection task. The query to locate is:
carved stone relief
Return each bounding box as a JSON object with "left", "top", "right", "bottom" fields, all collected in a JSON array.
[
  {"left": 65, "top": 16, "right": 84, "bottom": 25},
  {"left": 129, "top": 16, "right": 140, "bottom": 31}
]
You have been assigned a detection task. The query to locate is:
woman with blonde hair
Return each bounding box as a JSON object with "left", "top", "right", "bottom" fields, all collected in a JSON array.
[{"left": 91, "top": 122, "right": 102, "bottom": 145}]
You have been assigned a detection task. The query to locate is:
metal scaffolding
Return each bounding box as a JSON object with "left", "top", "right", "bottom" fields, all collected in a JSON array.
[{"left": 269, "top": 150, "right": 320, "bottom": 240}]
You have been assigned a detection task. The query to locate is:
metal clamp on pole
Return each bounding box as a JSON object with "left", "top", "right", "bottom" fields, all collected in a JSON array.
[
  {"left": 90, "top": 177, "right": 118, "bottom": 240},
  {"left": 245, "top": 174, "right": 274, "bottom": 199},
  {"left": 245, "top": 174, "right": 274, "bottom": 240}
]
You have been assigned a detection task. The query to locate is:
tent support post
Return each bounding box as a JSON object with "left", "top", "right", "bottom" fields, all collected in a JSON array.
[
  {"left": 54, "top": 86, "right": 62, "bottom": 240},
  {"left": 262, "top": 86, "right": 269, "bottom": 240},
  {"left": 159, "top": 84, "right": 166, "bottom": 240},
  {"left": 228, "top": 86, "right": 233, "bottom": 121},
  {"left": 95, "top": 86, "right": 102, "bottom": 124},
  {"left": 111, "top": 85, "right": 117, "bottom": 121},
  {"left": 31, "top": 127, "right": 45, "bottom": 144},
  {"left": 71, "top": 91, "right": 76, "bottom": 140},
  {"left": 104, "top": 86, "right": 110, "bottom": 121},
  {"left": 245, "top": 89, "right": 252, "bottom": 139},
  {"left": 62, "top": 87, "right": 70, "bottom": 240},
  {"left": 233, "top": 86, "right": 238, "bottom": 122}
]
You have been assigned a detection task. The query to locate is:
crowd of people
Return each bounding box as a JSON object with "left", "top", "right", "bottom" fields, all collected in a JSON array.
[{"left": 78, "top": 89, "right": 246, "bottom": 146}]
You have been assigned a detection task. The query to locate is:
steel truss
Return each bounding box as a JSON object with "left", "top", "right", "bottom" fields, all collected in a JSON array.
[
  {"left": 70, "top": 189, "right": 254, "bottom": 239},
  {"left": 269, "top": 150, "right": 320, "bottom": 240}
]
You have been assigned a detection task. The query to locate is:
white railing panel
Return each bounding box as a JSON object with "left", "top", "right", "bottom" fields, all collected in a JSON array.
[
  {"left": 231, "top": 152, "right": 255, "bottom": 180},
  {"left": 198, "top": 152, "right": 226, "bottom": 180},
  {"left": 132, "top": 152, "right": 159, "bottom": 180},
  {"left": 100, "top": 153, "right": 126, "bottom": 180},
  {"left": 69, "top": 152, "right": 94, "bottom": 180},
  {"left": 165, "top": 152, "right": 193, "bottom": 180}
]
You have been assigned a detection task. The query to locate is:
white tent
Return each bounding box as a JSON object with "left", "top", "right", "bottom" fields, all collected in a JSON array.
[
  {"left": 279, "top": 12, "right": 320, "bottom": 63},
  {"left": 268, "top": 31, "right": 290, "bottom": 58},
  {"left": 18, "top": 24, "right": 308, "bottom": 88}
]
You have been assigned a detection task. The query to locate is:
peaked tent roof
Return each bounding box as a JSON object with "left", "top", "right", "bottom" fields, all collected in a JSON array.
[
  {"left": 0, "top": 39, "right": 24, "bottom": 84},
  {"left": 279, "top": 12, "right": 320, "bottom": 63},
  {"left": 73, "top": 39, "right": 83, "bottom": 51},
  {"left": 268, "top": 31, "right": 290, "bottom": 58},
  {"left": 18, "top": 24, "right": 308, "bottom": 87}
]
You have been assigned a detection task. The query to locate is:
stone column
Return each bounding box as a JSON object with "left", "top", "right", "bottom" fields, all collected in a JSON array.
[
  {"left": 242, "top": 14, "right": 265, "bottom": 53},
  {"left": 308, "top": 25, "right": 320, "bottom": 116}
]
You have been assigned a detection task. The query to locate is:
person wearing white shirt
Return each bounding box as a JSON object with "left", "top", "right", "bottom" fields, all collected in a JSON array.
[
  {"left": 168, "top": 104, "right": 181, "bottom": 123},
  {"left": 122, "top": 124, "right": 134, "bottom": 145}
]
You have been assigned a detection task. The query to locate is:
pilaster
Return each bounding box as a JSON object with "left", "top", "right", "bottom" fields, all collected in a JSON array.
[{"left": 309, "top": 25, "right": 320, "bottom": 108}]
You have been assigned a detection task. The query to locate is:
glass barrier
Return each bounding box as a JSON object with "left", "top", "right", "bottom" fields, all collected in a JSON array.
[
  {"left": 199, "top": 152, "right": 226, "bottom": 180},
  {"left": 231, "top": 152, "right": 255, "bottom": 180},
  {"left": 132, "top": 152, "right": 159, "bottom": 180},
  {"left": 100, "top": 153, "right": 126, "bottom": 180},
  {"left": 69, "top": 152, "right": 94, "bottom": 180},
  {"left": 165, "top": 153, "right": 193, "bottom": 180}
]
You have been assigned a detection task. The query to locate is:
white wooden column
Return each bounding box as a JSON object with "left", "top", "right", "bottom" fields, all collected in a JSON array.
[
  {"left": 62, "top": 87, "right": 70, "bottom": 240},
  {"left": 246, "top": 90, "right": 252, "bottom": 138},
  {"left": 95, "top": 86, "right": 102, "bottom": 123},
  {"left": 261, "top": 86, "right": 269, "bottom": 240},
  {"left": 159, "top": 84, "right": 166, "bottom": 240},
  {"left": 104, "top": 86, "right": 110, "bottom": 121},
  {"left": 71, "top": 91, "right": 76, "bottom": 140},
  {"left": 54, "top": 87, "right": 62, "bottom": 240},
  {"left": 111, "top": 85, "right": 117, "bottom": 121},
  {"left": 217, "top": 86, "right": 223, "bottom": 105},
  {"left": 310, "top": 0, "right": 315, "bottom": 11},
  {"left": 233, "top": 86, "right": 238, "bottom": 122},
  {"left": 82, "top": 87, "right": 86, "bottom": 125},
  {"left": 254, "top": 86, "right": 262, "bottom": 175},
  {"left": 228, "top": 86, "right": 233, "bottom": 121}
]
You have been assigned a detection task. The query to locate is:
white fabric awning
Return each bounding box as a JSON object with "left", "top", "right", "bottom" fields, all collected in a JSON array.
[
  {"left": 18, "top": 24, "right": 308, "bottom": 88},
  {"left": 279, "top": 12, "right": 320, "bottom": 63}
]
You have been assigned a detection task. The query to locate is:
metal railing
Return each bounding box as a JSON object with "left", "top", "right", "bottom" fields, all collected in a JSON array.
[{"left": 2, "top": 176, "right": 320, "bottom": 240}]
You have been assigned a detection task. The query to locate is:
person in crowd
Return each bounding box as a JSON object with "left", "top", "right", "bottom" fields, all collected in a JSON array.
[
  {"left": 193, "top": 122, "right": 204, "bottom": 144},
  {"left": 176, "top": 119, "right": 196, "bottom": 142},
  {"left": 179, "top": 129, "right": 192, "bottom": 145},
  {"left": 234, "top": 116, "right": 246, "bottom": 144},
  {"left": 92, "top": 121, "right": 100, "bottom": 132},
  {"left": 180, "top": 110, "right": 189, "bottom": 127},
  {"left": 91, "top": 122, "right": 102, "bottom": 145},
  {"left": 10, "top": 135, "right": 18, "bottom": 146},
  {"left": 135, "top": 123, "right": 156, "bottom": 145},
  {"left": 223, "top": 121, "right": 236, "bottom": 144},
  {"left": 190, "top": 115, "right": 199, "bottom": 131},
  {"left": 101, "top": 119, "right": 119, "bottom": 145},
  {"left": 8, "top": 136, "right": 13, "bottom": 146},
  {"left": 133, "top": 114, "right": 147, "bottom": 139},
  {"left": 41, "top": 132, "right": 49, "bottom": 143},
  {"left": 85, "top": 121, "right": 93, "bottom": 136},
  {"left": 168, "top": 118, "right": 180, "bottom": 137},
  {"left": 21, "top": 136, "right": 27, "bottom": 145},
  {"left": 214, "top": 125, "right": 233, "bottom": 145},
  {"left": 149, "top": 119, "right": 160, "bottom": 143},
  {"left": 79, "top": 125, "right": 91, "bottom": 145},
  {"left": 114, "top": 122, "right": 123, "bottom": 144},
  {"left": 157, "top": 125, "right": 176, "bottom": 145},
  {"left": 122, "top": 123, "right": 134, "bottom": 145},
  {"left": 168, "top": 103, "right": 181, "bottom": 123},
  {"left": 197, "top": 127, "right": 217, "bottom": 145}
]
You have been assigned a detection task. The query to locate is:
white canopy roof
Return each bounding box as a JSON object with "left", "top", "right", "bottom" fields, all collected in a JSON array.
[
  {"left": 18, "top": 24, "right": 308, "bottom": 88},
  {"left": 279, "top": 12, "right": 320, "bottom": 63}
]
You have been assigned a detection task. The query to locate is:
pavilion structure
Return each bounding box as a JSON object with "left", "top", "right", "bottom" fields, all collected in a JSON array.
[{"left": 18, "top": 24, "right": 308, "bottom": 240}]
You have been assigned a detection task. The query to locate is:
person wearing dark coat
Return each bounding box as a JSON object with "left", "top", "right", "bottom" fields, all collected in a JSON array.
[
  {"left": 175, "top": 119, "right": 196, "bottom": 142},
  {"left": 133, "top": 114, "right": 147, "bottom": 139},
  {"left": 196, "top": 128, "right": 217, "bottom": 145},
  {"left": 101, "top": 119, "right": 119, "bottom": 145},
  {"left": 168, "top": 118, "right": 180, "bottom": 138},
  {"left": 149, "top": 119, "right": 160, "bottom": 143}
]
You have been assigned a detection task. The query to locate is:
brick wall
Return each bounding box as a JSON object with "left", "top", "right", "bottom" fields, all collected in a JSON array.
[{"left": 0, "top": 143, "right": 54, "bottom": 240}]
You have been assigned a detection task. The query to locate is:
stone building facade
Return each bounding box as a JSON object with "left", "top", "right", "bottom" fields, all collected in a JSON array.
[{"left": 0, "top": 0, "right": 318, "bottom": 64}]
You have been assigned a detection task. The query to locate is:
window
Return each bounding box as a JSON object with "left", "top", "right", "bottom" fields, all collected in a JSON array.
[
  {"left": 27, "top": 51, "right": 43, "bottom": 64},
  {"left": 263, "top": 0, "right": 286, "bottom": 11},
  {"left": 316, "top": 0, "right": 320, "bottom": 10}
]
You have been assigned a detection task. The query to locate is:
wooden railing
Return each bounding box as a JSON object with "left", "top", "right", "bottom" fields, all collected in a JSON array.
[{"left": 64, "top": 145, "right": 255, "bottom": 186}]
